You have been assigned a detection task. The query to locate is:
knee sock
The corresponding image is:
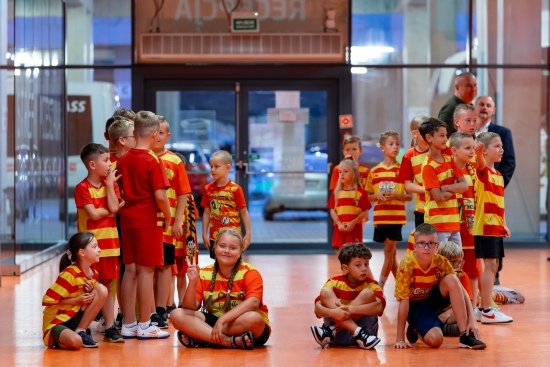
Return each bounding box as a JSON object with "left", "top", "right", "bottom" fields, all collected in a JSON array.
[{"left": 440, "top": 323, "right": 460, "bottom": 337}]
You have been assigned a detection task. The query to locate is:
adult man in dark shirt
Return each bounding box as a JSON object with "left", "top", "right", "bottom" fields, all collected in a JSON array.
[
  {"left": 474, "top": 96, "right": 516, "bottom": 188},
  {"left": 438, "top": 72, "right": 478, "bottom": 135}
]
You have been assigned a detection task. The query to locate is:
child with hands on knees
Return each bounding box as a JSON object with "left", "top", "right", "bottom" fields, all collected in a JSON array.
[
  {"left": 310, "top": 243, "right": 384, "bottom": 350},
  {"left": 170, "top": 229, "right": 270, "bottom": 350},
  {"left": 42, "top": 232, "right": 107, "bottom": 349},
  {"left": 328, "top": 158, "right": 371, "bottom": 252}
]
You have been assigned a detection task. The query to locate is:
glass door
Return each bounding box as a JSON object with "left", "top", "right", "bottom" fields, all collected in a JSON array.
[{"left": 153, "top": 80, "right": 336, "bottom": 250}]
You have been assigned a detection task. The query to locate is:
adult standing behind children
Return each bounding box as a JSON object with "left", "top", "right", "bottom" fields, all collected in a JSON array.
[
  {"left": 171, "top": 229, "right": 270, "bottom": 349},
  {"left": 438, "top": 72, "right": 478, "bottom": 135},
  {"left": 474, "top": 96, "right": 515, "bottom": 188},
  {"left": 473, "top": 132, "right": 513, "bottom": 324},
  {"left": 74, "top": 143, "right": 125, "bottom": 343},
  {"left": 150, "top": 116, "right": 192, "bottom": 324},
  {"left": 201, "top": 150, "right": 252, "bottom": 256},
  {"left": 419, "top": 118, "right": 467, "bottom": 246},
  {"left": 367, "top": 131, "right": 412, "bottom": 290},
  {"left": 310, "top": 242, "right": 384, "bottom": 350},
  {"left": 117, "top": 111, "right": 172, "bottom": 340}
]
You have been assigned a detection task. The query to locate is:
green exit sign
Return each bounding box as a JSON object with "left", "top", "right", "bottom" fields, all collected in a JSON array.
[{"left": 231, "top": 12, "right": 260, "bottom": 33}]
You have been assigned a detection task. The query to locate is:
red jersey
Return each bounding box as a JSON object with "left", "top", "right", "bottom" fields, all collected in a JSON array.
[
  {"left": 422, "top": 155, "right": 463, "bottom": 232},
  {"left": 367, "top": 162, "right": 407, "bottom": 225},
  {"left": 201, "top": 180, "right": 247, "bottom": 241},
  {"left": 473, "top": 166, "right": 506, "bottom": 237},
  {"left": 330, "top": 164, "right": 370, "bottom": 191},
  {"left": 74, "top": 179, "right": 121, "bottom": 257},
  {"left": 398, "top": 146, "right": 429, "bottom": 213},
  {"left": 117, "top": 148, "right": 170, "bottom": 229}
]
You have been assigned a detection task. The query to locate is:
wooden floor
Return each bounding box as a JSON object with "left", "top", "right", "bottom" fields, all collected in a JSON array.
[{"left": 1, "top": 248, "right": 550, "bottom": 367}]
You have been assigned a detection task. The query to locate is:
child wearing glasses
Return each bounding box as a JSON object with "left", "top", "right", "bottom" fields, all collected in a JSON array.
[{"left": 394, "top": 223, "right": 485, "bottom": 350}]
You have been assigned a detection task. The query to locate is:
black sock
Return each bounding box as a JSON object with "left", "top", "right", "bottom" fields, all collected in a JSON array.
[{"left": 156, "top": 306, "right": 166, "bottom": 315}]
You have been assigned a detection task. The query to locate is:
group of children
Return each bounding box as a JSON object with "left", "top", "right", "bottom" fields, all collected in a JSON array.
[
  {"left": 42, "top": 105, "right": 519, "bottom": 352},
  {"left": 318, "top": 105, "right": 520, "bottom": 350},
  {"left": 42, "top": 109, "right": 258, "bottom": 349}
]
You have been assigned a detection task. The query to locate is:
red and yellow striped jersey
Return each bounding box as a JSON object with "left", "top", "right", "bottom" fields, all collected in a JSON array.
[
  {"left": 201, "top": 181, "right": 247, "bottom": 241},
  {"left": 473, "top": 166, "right": 506, "bottom": 236},
  {"left": 422, "top": 155, "right": 462, "bottom": 232},
  {"left": 157, "top": 150, "right": 192, "bottom": 244},
  {"left": 398, "top": 147, "right": 429, "bottom": 213},
  {"left": 457, "top": 163, "right": 476, "bottom": 237},
  {"left": 314, "top": 275, "right": 386, "bottom": 316},
  {"left": 175, "top": 193, "right": 199, "bottom": 262},
  {"left": 74, "top": 179, "right": 120, "bottom": 257},
  {"left": 42, "top": 264, "right": 99, "bottom": 347},
  {"left": 406, "top": 228, "right": 415, "bottom": 255},
  {"left": 367, "top": 162, "right": 407, "bottom": 225},
  {"left": 327, "top": 187, "right": 371, "bottom": 225},
  {"left": 195, "top": 262, "right": 270, "bottom": 326},
  {"left": 395, "top": 252, "right": 455, "bottom": 301},
  {"left": 330, "top": 163, "right": 370, "bottom": 191}
]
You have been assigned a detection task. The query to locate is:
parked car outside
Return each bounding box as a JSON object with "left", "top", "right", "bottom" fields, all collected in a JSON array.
[
  {"left": 166, "top": 142, "right": 213, "bottom": 216},
  {"left": 262, "top": 141, "right": 401, "bottom": 220}
]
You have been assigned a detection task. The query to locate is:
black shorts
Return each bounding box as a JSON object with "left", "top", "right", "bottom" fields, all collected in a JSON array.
[
  {"left": 373, "top": 224, "right": 403, "bottom": 243},
  {"left": 474, "top": 236, "right": 505, "bottom": 259},
  {"left": 51, "top": 309, "right": 84, "bottom": 347},
  {"left": 163, "top": 243, "right": 176, "bottom": 265},
  {"left": 414, "top": 211, "right": 425, "bottom": 227},
  {"left": 201, "top": 312, "right": 271, "bottom": 347}
]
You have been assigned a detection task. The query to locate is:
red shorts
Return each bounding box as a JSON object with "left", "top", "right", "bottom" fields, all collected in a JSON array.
[
  {"left": 91, "top": 256, "right": 120, "bottom": 281},
  {"left": 460, "top": 229, "right": 481, "bottom": 278},
  {"left": 121, "top": 228, "right": 163, "bottom": 267},
  {"left": 463, "top": 248, "right": 482, "bottom": 278},
  {"left": 332, "top": 225, "right": 363, "bottom": 248}
]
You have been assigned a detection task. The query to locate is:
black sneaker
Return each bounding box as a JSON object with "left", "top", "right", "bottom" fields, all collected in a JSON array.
[
  {"left": 151, "top": 313, "right": 169, "bottom": 329},
  {"left": 115, "top": 312, "right": 123, "bottom": 329},
  {"left": 104, "top": 325, "right": 125, "bottom": 343},
  {"left": 459, "top": 331, "right": 487, "bottom": 349},
  {"left": 354, "top": 327, "right": 381, "bottom": 349},
  {"left": 78, "top": 330, "right": 98, "bottom": 348},
  {"left": 406, "top": 324, "right": 418, "bottom": 344},
  {"left": 156, "top": 307, "right": 168, "bottom": 322},
  {"left": 310, "top": 325, "right": 334, "bottom": 347},
  {"left": 166, "top": 304, "right": 177, "bottom": 318}
]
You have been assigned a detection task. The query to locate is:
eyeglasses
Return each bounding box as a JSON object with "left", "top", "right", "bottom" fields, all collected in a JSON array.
[
  {"left": 416, "top": 241, "right": 438, "bottom": 249},
  {"left": 450, "top": 259, "right": 465, "bottom": 268}
]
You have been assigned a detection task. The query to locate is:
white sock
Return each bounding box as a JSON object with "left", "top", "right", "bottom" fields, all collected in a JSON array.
[
  {"left": 124, "top": 321, "right": 137, "bottom": 328},
  {"left": 75, "top": 328, "right": 86, "bottom": 333},
  {"left": 139, "top": 321, "right": 151, "bottom": 329},
  {"left": 353, "top": 327, "right": 362, "bottom": 337}
]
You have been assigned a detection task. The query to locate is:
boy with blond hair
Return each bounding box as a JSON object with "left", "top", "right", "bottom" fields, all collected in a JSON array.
[
  {"left": 367, "top": 131, "right": 411, "bottom": 290},
  {"left": 117, "top": 111, "right": 172, "bottom": 339},
  {"left": 201, "top": 150, "right": 251, "bottom": 255},
  {"left": 150, "top": 116, "right": 192, "bottom": 324},
  {"left": 419, "top": 118, "right": 467, "bottom": 246},
  {"left": 473, "top": 132, "right": 513, "bottom": 324},
  {"left": 74, "top": 143, "right": 124, "bottom": 343},
  {"left": 448, "top": 132, "right": 482, "bottom": 308},
  {"left": 330, "top": 135, "right": 370, "bottom": 190}
]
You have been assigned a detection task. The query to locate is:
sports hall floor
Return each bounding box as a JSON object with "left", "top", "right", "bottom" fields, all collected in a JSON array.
[{"left": 1, "top": 248, "right": 549, "bottom": 367}]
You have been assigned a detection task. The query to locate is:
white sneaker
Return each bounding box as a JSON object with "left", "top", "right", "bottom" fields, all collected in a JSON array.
[
  {"left": 473, "top": 308, "right": 482, "bottom": 322},
  {"left": 493, "top": 285, "right": 526, "bottom": 304},
  {"left": 137, "top": 323, "right": 170, "bottom": 340},
  {"left": 481, "top": 308, "right": 513, "bottom": 324},
  {"left": 96, "top": 316, "right": 106, "bottom": 333},
  {"left": 121, "top": 323, "right": 139, "bottom": 339}
]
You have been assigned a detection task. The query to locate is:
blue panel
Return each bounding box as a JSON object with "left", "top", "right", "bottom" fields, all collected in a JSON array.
[
  {"left": 93, "top": 18, "right": 131, "bottom": 46},
  {"left": 351, "top": 14, "right": 403, "bottom": 49},
  {"left": 10, "top": 17, "right": 64, "bottom": 49}
]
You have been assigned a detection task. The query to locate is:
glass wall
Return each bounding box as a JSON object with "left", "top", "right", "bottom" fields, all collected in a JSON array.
[
  {"left": 1, "top": 0, "right": 132, "bottom": 271},
  {"left": 351, "top": 0, "right": 550, "bottom": 241}
]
